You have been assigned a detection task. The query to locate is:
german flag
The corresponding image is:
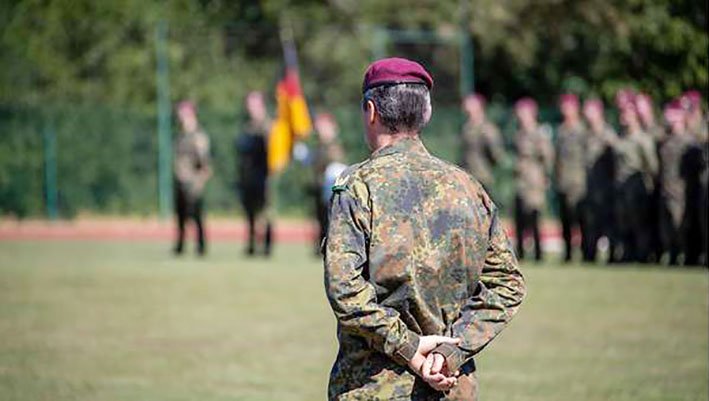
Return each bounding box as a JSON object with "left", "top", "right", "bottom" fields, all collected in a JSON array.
[{"left": 267, "top": 35, "right": 312, "bottom": 173}]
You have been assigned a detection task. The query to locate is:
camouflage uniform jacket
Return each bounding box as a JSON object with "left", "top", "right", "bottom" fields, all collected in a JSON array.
[
  {"left": 174, "top": 129, "right": 211, "bottom": 199},
  {"left": 324, "top": 136, "right": 526, "bottom": 401},
  {"left": 460, "top": 119, "right": 505, "bottom": 188},
  {"left": 514, "top": 126, "right": 554, "bottom": 211},
  {"left": 613, "top": 130, "right": 659, "bottom": 189},
  {"left": 554, "top": 122, "right": 588, "bottom": 205},
  {"left": 659, "top": 133, "right": 693, "bottom": 227}
]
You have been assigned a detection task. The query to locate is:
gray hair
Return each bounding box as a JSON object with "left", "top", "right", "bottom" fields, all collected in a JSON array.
[{"left": 363, "top": 83, "right": 432, "bottom": 133}]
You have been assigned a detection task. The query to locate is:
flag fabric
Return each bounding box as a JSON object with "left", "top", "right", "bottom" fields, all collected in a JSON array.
[{"left": 268, "top": 38, "right": 312, "bottom": 173}]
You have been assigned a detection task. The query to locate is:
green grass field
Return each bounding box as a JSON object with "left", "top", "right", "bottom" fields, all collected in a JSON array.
[{"left": 0, "top": 241, "right": 707, "bottom": 401}]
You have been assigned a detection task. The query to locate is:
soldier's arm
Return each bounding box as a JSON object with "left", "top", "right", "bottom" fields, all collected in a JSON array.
[
  {"left": 642, "top": 138, "right": 659, "bottom": 176},
  {"left": 324, "top": 182, "right": 420, "bottom": 366},
  {"left": 431, "top": 204, "right": 526, "bottom": 372}
]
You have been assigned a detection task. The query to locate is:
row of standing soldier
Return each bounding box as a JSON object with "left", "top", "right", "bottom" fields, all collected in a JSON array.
[
  {"left": 171, "top": 90, "right": 347, "bottom": 258},
  {"left": 461, "top": 90, "right": 708, "bottom": 266},
  {"left": 170, "top": 88, "right": 706, "bottom": 267}
]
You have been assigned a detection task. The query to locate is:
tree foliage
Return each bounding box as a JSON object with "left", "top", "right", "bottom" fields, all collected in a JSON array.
[
  {"left": 0, "top": 0, "right": 706, "bottom": 217},
  {"left": 1, "top": 0, "right": 705, "bottom": 109}
]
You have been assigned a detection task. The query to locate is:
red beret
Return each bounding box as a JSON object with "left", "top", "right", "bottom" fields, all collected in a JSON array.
[
  {"left": 362, "top": 57, "right": 433, "bottom": 93},
  {"left": 664, "top": 100, "right": 685, "bottom": 123},
  {"left": 176, "top": 100, "right": 196, "bottom": 114},
  {"left": 515, "top": 97, "right": 538, "bottom": 113},
  {"left": 559, "top": 94, "right": 579, "bottom": 107},
  {"left": 681, "top": 90, "right": 702, "bottom": 110},
  {"left": 465, "top": 93, "right": 486, "bottom": 106}
]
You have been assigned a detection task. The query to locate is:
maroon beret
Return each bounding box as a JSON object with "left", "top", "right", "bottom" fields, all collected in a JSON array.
[
  {"left": 681, "top": 90, "right": 702, "bottom": 110},
  {"left": 515, "top": 97, "right": 538, "bottom": 113},
  {"left": 362, "top": 57, "right": 433, "bottom": 93},
  {"left": 664, "top": 100, "right": 685, "bottom": 123},
  {"left": 559, "top": 93, "right": 579, "bottom": 107}
]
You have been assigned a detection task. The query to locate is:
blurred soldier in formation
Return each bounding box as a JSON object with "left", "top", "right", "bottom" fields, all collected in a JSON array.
[
  {"left": 513, "top": 98, "right": 554, "bottom": 262},
  {"left": 679, "top": 90, "right": 708, "bottom": 265},
  {"left": 236, "top": 91, "right": 273, "bottom": 257},
  {"left": 612, "top": 93, "right": 658, "bottom": 263},
  {"left": 635, "top": 93, "right": 663, "bottom": 262},
  {"left": 553, "top": 94, "right": 588, "bottom": 262},
  {"left": 460, "top": 93, "right": 505, "bottom": 192},
  {"left": 173, "top": 100, "right": 212, "bottom": 256},
  {"left": 657, "top": 101, "right": 693, "bottom": 265},
  {"left": 581, "top": 99, "right": 617, "bottom": 263},
  {"left": 311, "top": 112, "right": 345, "bottom": 254}
]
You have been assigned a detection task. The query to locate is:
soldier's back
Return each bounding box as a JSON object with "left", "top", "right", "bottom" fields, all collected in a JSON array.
[{"left": 329, "top": 137, "right": 497, "bottom": 400}]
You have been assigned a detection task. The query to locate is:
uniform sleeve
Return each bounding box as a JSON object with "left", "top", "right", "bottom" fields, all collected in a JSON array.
[
  {"left": 324, "top": 185, "right": 420, "bottom": 366},
  {"left": 195, "top": 134, "right": 211, "bottom": 170},
  {"left": 432, "top": 205, "right": 526, "bottom": 372},
  {"left": 640, "top": 137, "right": 659, "bottom": 176}
]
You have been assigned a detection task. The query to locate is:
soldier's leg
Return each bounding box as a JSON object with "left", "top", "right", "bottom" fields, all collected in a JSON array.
[
  {"left": 559, "top": 193, "right": 573, "bottom": 262},
  {"left": 531, "top": 209, "right": 542, "bottom": 262},
  {"left": 193, "top": 197, "right": 206, "bottom": 256},
  {"left": 579, "top": 201, "right": 594, "bottom": 262},
  {"left": 174, "top": 186, "right": 187, "bottom": 254},
  {"left": 246, "top": 208, "right": 256, "bottom": 255},
  {"left": 514, "top": 196, "right": 525, "bottom": 260},
  {"left": 634, "top": 179, "right": 652, "bottom": 263},
  {"left": 264, "top": 219, "right": 272, "bottom": 257}
]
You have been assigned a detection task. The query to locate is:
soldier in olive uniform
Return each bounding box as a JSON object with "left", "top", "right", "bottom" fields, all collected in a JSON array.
[
  {"left": 513, "top": 98, "right": 554, "bottom": 262},
  {"left": 312, "top": 112, "right": 345, "bottom": 253},
  {"left": 658, "top": 101, "right": 693, "bottom": 265},
  {"left": 460, "top": 94, "right": 505, "bottom": 192},
  {"left": 173, "top": 101, "right": 211, "bottom": 256},
  {"left": 324, "top": 58, "right": 526, "bottom": 401},
  {"left": 554, "top": 94, "right": 588, "bottom": 262},
  {"left": 581, "top": 99, "right": 617, "bottom": 262},
  {"left": 236, "top": 91, "right": 273, "bottom": 256},
  {"left": 680, "top": 91, "right": 708, "bottom": 265},
  {"left": 613, "top": 95, "right": 659, "bottom": 263}
]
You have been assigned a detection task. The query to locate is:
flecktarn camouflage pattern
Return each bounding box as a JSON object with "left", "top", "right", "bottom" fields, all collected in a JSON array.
[{"left": 324, "top": 136, "right": 526, "bottom": 400}]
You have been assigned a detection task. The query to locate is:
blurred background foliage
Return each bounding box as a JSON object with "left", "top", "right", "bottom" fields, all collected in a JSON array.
[{"left": 0, "top": 0, "right": 706, "bottom": 217}]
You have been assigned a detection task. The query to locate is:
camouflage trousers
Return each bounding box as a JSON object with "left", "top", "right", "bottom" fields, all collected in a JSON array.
[
  {"left": 329, "top": 338, "right": 478, "bottom": 401},
  {"left": 329, "top": 370, "right": 478, "bottom": 401}
]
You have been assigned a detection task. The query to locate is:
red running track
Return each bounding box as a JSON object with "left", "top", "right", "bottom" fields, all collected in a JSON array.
[{"left": 0, "top": 218, "right": 563, "bottom": 244}]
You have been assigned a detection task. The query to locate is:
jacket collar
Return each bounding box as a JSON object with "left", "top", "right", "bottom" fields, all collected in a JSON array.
[{"left": 371, "top": 136, "right": 429, "bottom": 159}]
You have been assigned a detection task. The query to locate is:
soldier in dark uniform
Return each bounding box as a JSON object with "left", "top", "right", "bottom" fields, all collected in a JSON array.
[
  {"left": 236, "top": 91, "right": 273, "bottom": 256},
  {"left": 680, "top": 91, "right": 708, "bottom": 266},
  {"left": 324, "top": 58, "right": 526, "bottom": 401},
  {"left": 513, "top": 98, "right": 554, "bottom": 262},
  {"left": 581, "top": 99, "right": 617, "bottom": 263},
  {"left": 459, "top": 93, "right": 505, "bottom": 193},
  {"left": 173, "top": 101, "right": 211, "bottom": 256},
  {"left": 658, "top": 101, "right": 693, "bottom": 265},
  {"left": 613, "top": 94, "right": 659, "bottom": 263},
  {"left": 312, "top": 112, "right": 345, "bottom": 253},
  {"left": 553, "top": 94, "right": 588, "bottom": 262}
]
